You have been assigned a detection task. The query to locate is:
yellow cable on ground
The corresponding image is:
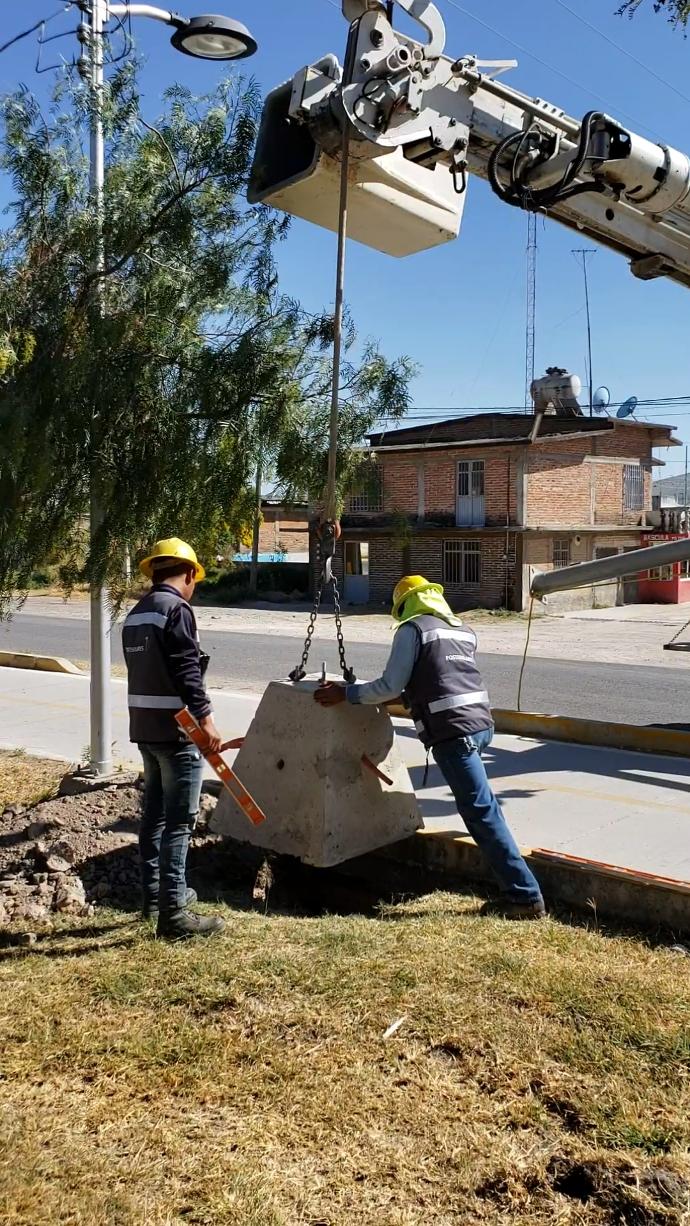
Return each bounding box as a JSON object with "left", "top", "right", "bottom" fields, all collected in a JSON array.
[{"left": 516, "top": 595, "right": 535, "bottom": 712}]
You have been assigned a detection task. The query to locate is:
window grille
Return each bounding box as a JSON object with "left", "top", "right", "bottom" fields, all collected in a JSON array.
[
  {"left": 553, "top": 538, "right": 571, "bottom": 569},
  {"left": 623, "top": 464, "right": 644, "bottom": 512},
  {"left": 443, "top": 540, "right": 481, "bottom": 585}
]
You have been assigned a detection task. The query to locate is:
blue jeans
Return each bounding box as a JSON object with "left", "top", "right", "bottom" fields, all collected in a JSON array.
[
  {"left": 432, "top": 728, "right": 543, "bottom": 904},
  {"left": 139, "top": 742, "right": 204, "bottom": 914}
]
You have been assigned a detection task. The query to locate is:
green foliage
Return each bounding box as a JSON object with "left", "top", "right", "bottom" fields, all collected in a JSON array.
[
  {"left": 272, "top": 319, "right": 416, "bottom": 514},
  {"left": 0, "top": 66, "right": 412, "bottom": 610},
  {"left": 196, "top": 561, "right": 308, "bottom": 604},
  {"left": 618, "top": 0, "right": 690, "bottom": 24}
]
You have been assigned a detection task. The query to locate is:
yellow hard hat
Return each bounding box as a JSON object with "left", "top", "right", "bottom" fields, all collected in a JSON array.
[
  {"left": 139, "top": 537, "right": 205, "bottom": 582},
  {"left": 391, "top": 574, "right": 442, "bottom": 620}
]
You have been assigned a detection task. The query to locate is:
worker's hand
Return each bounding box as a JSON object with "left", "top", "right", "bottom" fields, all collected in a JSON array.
[
  {"left": 199, "top": 716, "right": 223, "bottom": 753},
  {"left": 314, "top": 682, "right": 347, "bottom": 707}
]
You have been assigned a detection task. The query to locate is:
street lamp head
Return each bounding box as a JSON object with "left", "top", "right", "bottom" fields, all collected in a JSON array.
[{"left": 170, "top": 13, "right": 257, "bottom": 60}]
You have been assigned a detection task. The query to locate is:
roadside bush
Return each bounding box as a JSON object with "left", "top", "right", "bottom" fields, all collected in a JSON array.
[{"left": 196, "top": 563, "right": 309, "bottom": 604}]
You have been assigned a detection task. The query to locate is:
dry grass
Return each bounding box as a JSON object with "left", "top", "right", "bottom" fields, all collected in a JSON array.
[
  {"left": 0, "top": 750, "right": 66, "bottom": 810},
  {"left": 1, "top": 892, "right": 689, "bottom": 1225}
]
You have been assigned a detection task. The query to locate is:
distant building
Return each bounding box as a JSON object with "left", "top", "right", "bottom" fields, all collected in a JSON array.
[
  {"left": 234, "top": 500, "right": 309, "bottom": 564},
  {"left": 322, "top": 411, "right": 679, "bottom": 612}
]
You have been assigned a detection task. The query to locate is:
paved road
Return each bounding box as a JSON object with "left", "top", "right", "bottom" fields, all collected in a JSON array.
[{"left": 1, "top": 612, "right": 687, "bottom": 726}]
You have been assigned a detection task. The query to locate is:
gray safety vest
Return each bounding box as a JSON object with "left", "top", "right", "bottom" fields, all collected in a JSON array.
[
  {"left": 403, "top": 614, "right": 493, "bottom": 749},
  {"left": 122, "top": 587, "right": 205, "bottom": 743}
]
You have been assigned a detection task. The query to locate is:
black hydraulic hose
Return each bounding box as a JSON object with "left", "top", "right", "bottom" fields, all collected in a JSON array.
[{"left": 488, "top": 111, "right": 608, "bottom": 212}]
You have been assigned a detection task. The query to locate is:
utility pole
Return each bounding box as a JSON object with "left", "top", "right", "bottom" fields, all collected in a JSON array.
[
  {"left": 572, "top": 248, "right": 596, "bottom": 417},
  {"left": 74, "top": 0, "right": 257, "bottom": 776},
  {"left": 524, "top": 213, "right": 537, "bottom": 412},
  {"left": 87, "top": 0, "right": 113, "bottom": 778},
  {"left": 684, "top": 443, "right": 688, "bottom": 516},
  {"left": 249, "top": 450, "right": 262, "bottom": 598}
]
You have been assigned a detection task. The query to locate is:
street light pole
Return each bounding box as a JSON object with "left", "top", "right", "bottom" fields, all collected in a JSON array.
[
  {"left": 87, "top": 0, "right": 113, "bottom": 777},
  {"left": 77, "top": 0, "right": 257, "bottom": 776}
]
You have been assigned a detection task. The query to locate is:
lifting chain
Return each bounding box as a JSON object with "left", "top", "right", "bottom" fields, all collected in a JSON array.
[
  {"left": 289, "top": 527, "right": 356, "bottom": 684},
  {"left": 289, "top": 120, "right": 357, "bottom": 687}
]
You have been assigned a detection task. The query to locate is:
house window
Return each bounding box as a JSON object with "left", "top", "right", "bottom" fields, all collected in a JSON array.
[
  {"left": 443, "top": 540, "right": 481, "bottom": 585},
  {"left": 623, "top": 464, "right": 644, "bottom": 512},
  {"left": 457, "top": 460, "right": 485, "bottom": 499},
  {"left": 349, "top": 468, "right": 383, "bottom": 513},
  {"left": 553, "top": 538, "right": 571, "bottom": 569}
]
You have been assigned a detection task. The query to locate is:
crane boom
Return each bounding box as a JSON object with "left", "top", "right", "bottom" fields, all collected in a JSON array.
[{"left": 249, "top": 0, "right": 690, "bottom": 288}]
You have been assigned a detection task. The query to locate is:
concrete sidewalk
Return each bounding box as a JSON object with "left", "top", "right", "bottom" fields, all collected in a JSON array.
[{"left": 1, "top": 668, "right": 689, "bottom": 883}]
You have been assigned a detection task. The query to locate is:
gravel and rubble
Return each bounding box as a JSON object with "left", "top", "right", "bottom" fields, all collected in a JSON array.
[{"left": 0, "top": 774, "right": 219, "bottom": 927}]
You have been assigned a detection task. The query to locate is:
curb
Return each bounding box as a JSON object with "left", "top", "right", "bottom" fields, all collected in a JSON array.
[
  {"left": 387, "top": 703, "right": 690, "bottom": 759},
  {"left": 365, "top": 831, "right": 690, "bottom": 934},
  {"left": 492, "top": 709, "right": 690, "bottom": 759},
  {"left": 0, "top": 651, "right": 82, "bottom": 675}
]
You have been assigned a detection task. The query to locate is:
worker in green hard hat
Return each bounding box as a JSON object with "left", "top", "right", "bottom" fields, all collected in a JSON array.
[{"left": 315, "top": 575, "right": 545, "bottom": 920}]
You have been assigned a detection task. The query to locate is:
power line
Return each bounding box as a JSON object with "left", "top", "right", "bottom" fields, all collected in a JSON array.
[
  {"left": 377, "top": 396, "right": 690, "bottom": 413},
  {"left": 0, "top": 4, "right": 74, "bottom": 57},
  {"left": 441, "top": 0, "right": 657, "bottom": 138},
  {"left": 552, "top": 0, "right": 690, "bottom": 109}
]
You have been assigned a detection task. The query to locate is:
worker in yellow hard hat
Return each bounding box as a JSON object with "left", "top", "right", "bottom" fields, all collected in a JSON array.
[
  {"left": 316, "top": 575, "right": 545, "bottom": 920},
  {"left": 122, "top": 537, "right": 225, "bottom": 941}
]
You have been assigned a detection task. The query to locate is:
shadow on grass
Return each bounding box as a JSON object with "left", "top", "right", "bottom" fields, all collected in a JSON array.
[
  {"left": 0, "top": 932, "right": 137, "bottom": 963},
  {"left": 7, "top": 825, "right": 680, "bottom": 960}
]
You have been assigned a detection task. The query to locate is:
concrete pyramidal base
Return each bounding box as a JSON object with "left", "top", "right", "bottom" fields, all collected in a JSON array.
[{"left": 210, "top": 679, "right": 423, "bottom": 867}]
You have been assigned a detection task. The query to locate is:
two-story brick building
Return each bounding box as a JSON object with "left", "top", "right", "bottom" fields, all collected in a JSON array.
[{"left": 330, "top": 412, "right": 679, "bottom": 611}]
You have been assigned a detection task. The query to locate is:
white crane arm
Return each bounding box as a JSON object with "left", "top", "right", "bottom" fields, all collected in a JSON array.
[{"left": 248, "top": 0, "right": 690, "bottom": 287}]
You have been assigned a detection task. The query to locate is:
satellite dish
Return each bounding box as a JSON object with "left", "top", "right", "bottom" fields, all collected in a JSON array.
[
  {"left": 616, "top": 395, "right": 638, "bottom": 420},
  {"left": 593, "top": 386, "right": 611, "bottom": 414}
]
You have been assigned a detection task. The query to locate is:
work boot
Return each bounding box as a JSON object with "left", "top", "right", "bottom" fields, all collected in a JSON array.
[
  {"left": 480, "top": 895, "right": 546, "bottom": 921},
  {"left": 143, "top": 887, "right": 197, "bottom": 922},
  {"left": 156, "top": 908, "right": 226, "bottom": 942}
]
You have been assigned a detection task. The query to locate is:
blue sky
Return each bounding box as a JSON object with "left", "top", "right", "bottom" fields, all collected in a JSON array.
[{"left": 2, "top": 0, "right": 690, "bottom": 474}]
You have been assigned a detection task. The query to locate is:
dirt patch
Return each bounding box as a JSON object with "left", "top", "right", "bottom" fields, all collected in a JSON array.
[
  {"left": 0, "top": 750, "right": 66, "bottom": 810},
  {"left": 547, "top": 1155, "right": 689, "bottom": 1222},
  {"left": 476, "top": 1155, "right": 689, "bottom": 1223},
  {"left": 0, "top": 776, "right": 219, "bottom": 927}
]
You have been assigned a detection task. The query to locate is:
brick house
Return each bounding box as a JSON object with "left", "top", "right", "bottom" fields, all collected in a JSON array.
[
  {"left": 232, "top": 500, "right": 309, "bottom": 563},
  {"left": 257, "top": 500, "right": 309, "bottom": 560},
  {"left": 327, "top": 413, "right": 679, "bottom": 612}
]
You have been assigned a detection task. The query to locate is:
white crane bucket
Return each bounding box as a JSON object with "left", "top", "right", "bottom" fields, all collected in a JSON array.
[{"left": 248, "top": 79, "right": 466, "bottom": 257}]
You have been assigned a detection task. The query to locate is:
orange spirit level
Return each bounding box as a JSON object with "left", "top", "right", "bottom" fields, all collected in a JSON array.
[{"left": 175, "top": 708, "right": 266, "bottom": 827}]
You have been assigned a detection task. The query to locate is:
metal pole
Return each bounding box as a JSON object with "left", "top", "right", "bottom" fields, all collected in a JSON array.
[
  {"left": 88, "top": 0, "right": 113, "bottom": 776},
  {"left": 685, "top": 444, "right": 688, "bottom": 514},
  {"left": 524, "top": 213, "right": 537, "bottom": 412},
  {"left": 572, "top": 249, "right": 595, "bottom": 417},
  {"left": 324, "top": 126, "right": 351, "bottom": 524},
  {"left": 249, "top": 449, "right": 262, "bottom": 598},
  {"left": 531, "top": 535, "right": 690, "bottom": 598}
]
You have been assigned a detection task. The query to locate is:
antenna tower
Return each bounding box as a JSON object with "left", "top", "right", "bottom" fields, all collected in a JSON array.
[{"left": 524, "top": 213, "right": 537, "bottom": 410}]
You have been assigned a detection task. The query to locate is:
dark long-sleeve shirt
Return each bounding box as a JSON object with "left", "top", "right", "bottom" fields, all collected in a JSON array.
[{"left": 160, "top": 589, "right": 212, "bottom": 721}]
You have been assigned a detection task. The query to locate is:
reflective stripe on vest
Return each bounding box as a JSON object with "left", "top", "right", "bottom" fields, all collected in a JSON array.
[
  {"left": 419, "top": 626, "right": 477, "bottom": 647},
  {"left": 428, "top": 690, "right": 490, "bottom": 715},
  {"left": 124, "top": 611, "right": 169, "bottom": 630},
  {"left": 127, "top": 694, "right": 184, "bottom": 710}
]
